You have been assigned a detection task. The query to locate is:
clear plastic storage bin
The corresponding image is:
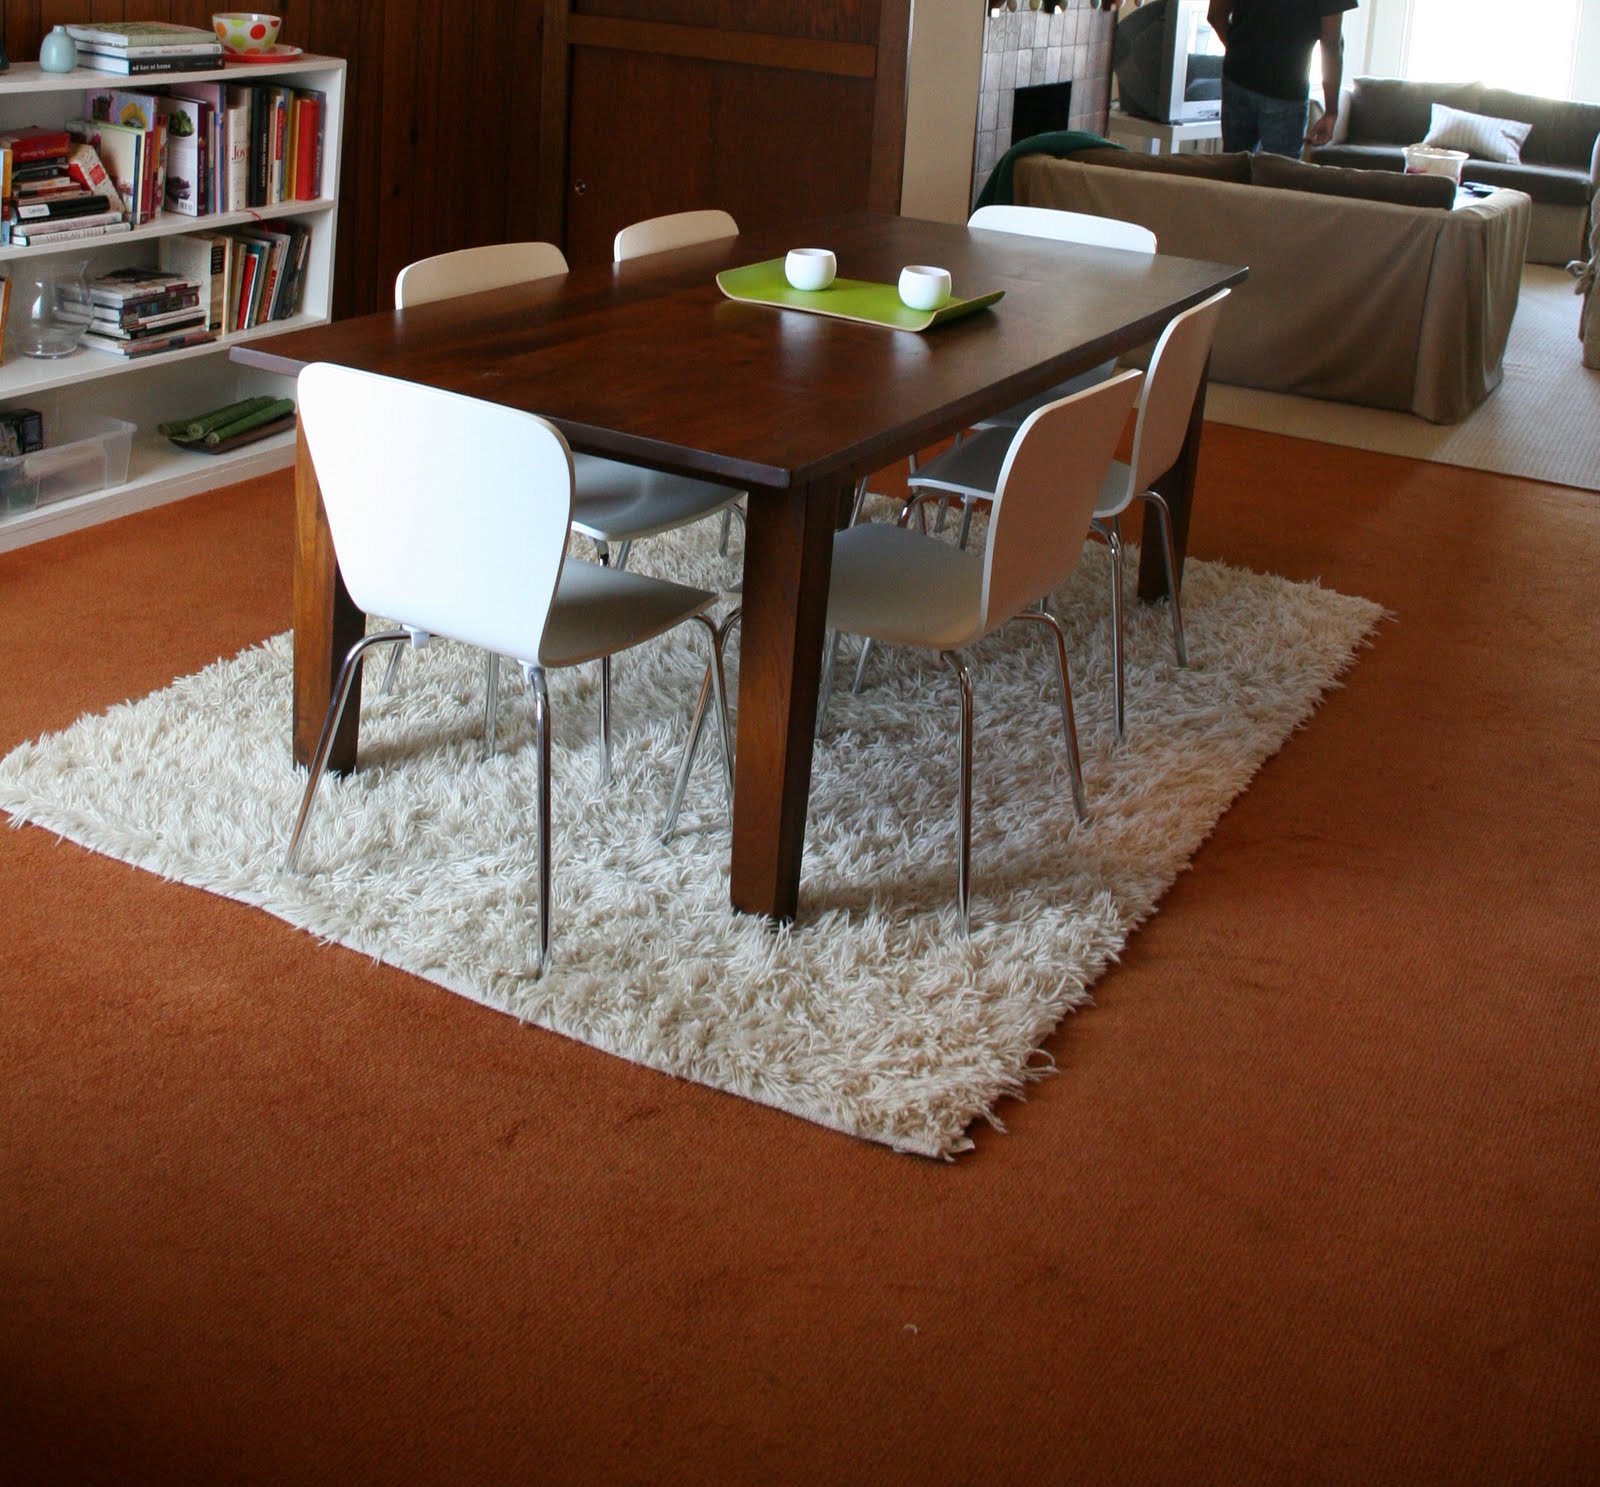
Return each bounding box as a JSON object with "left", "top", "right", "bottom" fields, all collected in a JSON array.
[{"left": 0, "top": 413, "right": 136, "bottom": 514}]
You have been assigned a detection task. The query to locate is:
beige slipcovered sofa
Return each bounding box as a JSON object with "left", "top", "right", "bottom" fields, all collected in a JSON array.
[{"left": 1012, "top": 150, "right": 1531, "bottom": 422}]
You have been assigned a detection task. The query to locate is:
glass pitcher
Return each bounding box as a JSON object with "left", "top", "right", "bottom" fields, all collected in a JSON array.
[{"left": 9, "top": 259, "right": 91, "bottom": 359}]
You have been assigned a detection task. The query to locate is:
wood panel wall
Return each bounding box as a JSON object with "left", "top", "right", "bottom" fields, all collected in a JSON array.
[{"left": 1, "top": 0, "right": 908, "bottom": 315}]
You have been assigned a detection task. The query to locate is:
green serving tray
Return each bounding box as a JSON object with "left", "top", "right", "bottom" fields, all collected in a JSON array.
[{"left": 716, "top": 258, "right": 1004, "bottom": 332}]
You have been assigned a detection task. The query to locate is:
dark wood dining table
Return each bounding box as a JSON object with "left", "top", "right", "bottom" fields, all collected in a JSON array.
[{"left": 233, "top": 211, "right": 1246, "bottom": 923}]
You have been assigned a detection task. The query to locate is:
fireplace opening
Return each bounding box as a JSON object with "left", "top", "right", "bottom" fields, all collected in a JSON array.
[{"left": 1012, "top": 80, "right": 1073, "bottom": 148}]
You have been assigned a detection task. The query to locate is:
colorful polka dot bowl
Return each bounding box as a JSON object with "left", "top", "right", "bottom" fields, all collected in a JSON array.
[{"left": 212, "top": 12, "right": 282, "bottom": 52}]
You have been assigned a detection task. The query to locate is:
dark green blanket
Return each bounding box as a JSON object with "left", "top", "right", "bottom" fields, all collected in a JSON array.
[{"left": 973, "top": 129, "right": 1124, "bottom": 210}]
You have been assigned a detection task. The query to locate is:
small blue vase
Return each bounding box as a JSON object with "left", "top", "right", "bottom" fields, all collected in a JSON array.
[{"left": 39, "top": 26, "right": 78, "bottom": 73}]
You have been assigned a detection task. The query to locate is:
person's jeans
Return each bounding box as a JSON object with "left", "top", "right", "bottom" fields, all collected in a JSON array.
[{"left": 1220, "top": 78, "right": 1309, "bottom": 157}]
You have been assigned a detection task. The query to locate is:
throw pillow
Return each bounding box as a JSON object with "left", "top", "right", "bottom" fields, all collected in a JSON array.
[{"left": 1422, "top": 103, "right": 1533, "bottom": 164}]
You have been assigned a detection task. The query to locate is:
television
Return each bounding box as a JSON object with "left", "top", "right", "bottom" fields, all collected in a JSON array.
[{"left": 1113, "top": 0, "right": 1225, "bottom": 125}]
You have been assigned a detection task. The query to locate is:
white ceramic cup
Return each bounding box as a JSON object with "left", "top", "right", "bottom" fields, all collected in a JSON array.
[
  {"left": 785, "top": 248, "right": 836, "bottom": 291},
  {"left": 898, "top": 265, "right": 952, "bottom": 312}
]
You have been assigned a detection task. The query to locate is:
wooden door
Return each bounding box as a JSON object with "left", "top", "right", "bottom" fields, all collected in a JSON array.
[{"left": 540, "top": 0, "right": 910, "bottom": 266}]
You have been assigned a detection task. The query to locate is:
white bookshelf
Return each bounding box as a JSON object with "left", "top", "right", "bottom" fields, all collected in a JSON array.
[{"left": 0, "top": 54, "right": 344, "bottom": 552}]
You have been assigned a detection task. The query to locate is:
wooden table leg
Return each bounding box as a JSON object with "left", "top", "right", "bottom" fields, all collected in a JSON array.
[
  {"left": 292, "top": 421, "right": 364, "bottom": 772},
  {"left": 729, "top": 478, "right": 842, "bottom": 921},
  {"left": 1137, "top": 353, "right": 1210, "bottom": 604}
]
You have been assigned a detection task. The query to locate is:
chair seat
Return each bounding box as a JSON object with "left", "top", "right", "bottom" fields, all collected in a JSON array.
[
  {"left": 539, "top": 559, "right": 717, "bottom": 669},
  {"left": 907, "top": 426, "right": 1011, "bottom": 499},
  {"left": 827, "top": 523, "right": 986, "bottom": 652},
  {"left": 570, "top": 453, "right": 741, "bottom": 546}
]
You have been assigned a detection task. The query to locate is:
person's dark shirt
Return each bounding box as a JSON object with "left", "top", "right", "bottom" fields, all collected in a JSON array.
[{"left": 1219, "top": 0, "right": 1357, "bottom": 102}]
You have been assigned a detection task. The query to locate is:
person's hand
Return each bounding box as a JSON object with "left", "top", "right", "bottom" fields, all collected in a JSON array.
[{"left": 1305, "top": 111, "right": 1336, "bottom": 147}]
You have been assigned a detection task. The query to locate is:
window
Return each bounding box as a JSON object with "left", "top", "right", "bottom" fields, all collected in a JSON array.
[{"left": 1403, "top": 0, "right": 1580, "bottom": 98}]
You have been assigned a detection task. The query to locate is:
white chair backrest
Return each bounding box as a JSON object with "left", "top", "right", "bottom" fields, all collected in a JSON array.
[
  {"left": 395, "top": 241, "right": 568, "bottom": 308},
  {"left": 613, "top": 209, "right": 739, "bottom": 262},
  {"left": 968, "top": 203, "right": 1157, "bottom": 255},
  {"left": 1126, "top": 288, "right": 1231, "bottom": 494},
  {"left": 982, "top": 368, "right": 1144, "bottom": 627},
  {"left": 297, "top": 363, "right": 573, "bottom": 665}
]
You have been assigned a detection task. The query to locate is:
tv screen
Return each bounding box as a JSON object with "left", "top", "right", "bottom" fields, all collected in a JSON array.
[{"left": 1114, "top": 0, "right": 1224, "bottom": 124}]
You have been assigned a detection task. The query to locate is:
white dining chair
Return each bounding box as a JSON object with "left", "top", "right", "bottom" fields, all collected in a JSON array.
[
  {"left": 612, "top": 208, "right": 739, "bottom": 262},
  {"left": 286, "top": 363, "right": 733, "bottom": 978},
  {"left": 837, "top": 202, "right": 1159, "bottom": 701},
  {"left": 394, "top": 241, "right": 745, "bottom": 776},
  {"left": 965, "top": 204, "right": 1158, "bottom": 435},
  {"left": 905, "top": 288, "right": 1232, "bottom": 741},
  {"left": 612, "top": 210, "right": 751, "bottom": 558},
  {"left": 667, "top": 370, "right": 1142, "bottom": 933}
]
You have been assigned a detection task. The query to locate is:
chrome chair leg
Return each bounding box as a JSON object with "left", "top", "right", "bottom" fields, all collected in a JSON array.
[
  {"left": 1139, "top": 488, "right": 1188, "bottom": 667},
  {"left": 482, "top": 653, "right": 502, "bottom": 760},
  {"left": 524, "top": 663, "right": 552, "bottom": 978},
  {"left": 940, "top": 650, "right": 974, "bottom": 936},
  {"left": 956, "top": 498, "right": 976, "bottom": 550},
  {"left": 718, "top": 500, "right": 747, "bottom": 557},
  {"left": 285, "top": 629, "right": 409, "bottom": 873},
  {"left": 660, "top": 610, "right": 738, "bottom": 842},
  {"left": 817, "top": 629, "right": 843, "bottom": 734},
  {"left": 1092, "top": 516, "right": 1127, "bottom": 744},
  {"left": 599, "top": 654, "right": 613, "bottom": 787},
  {"left": 1014, "top": 609, "right": 1088, "bottom": 822},
  {"left": 849, "top": 634, "right": 874, "bottom": 696},
  {"left": 379, "top": 643, "right": 405, "bottom": 695}
]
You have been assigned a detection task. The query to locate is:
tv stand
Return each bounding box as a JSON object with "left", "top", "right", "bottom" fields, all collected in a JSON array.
[{"left": 1106, "top": 109, "right": 1222, "bottom": 156}]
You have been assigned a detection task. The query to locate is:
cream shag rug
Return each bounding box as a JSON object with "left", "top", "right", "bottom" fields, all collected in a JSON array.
[{"left": 0, "top": 521, "right": 1382, "bottom": 1157}]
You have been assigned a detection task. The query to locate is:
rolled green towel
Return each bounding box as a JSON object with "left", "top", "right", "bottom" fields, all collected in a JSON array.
[
  {"left": 158, "top": 395, "right": 282, "bottom": 442},
  {"left": 203, "top": 397, "right": 297, "bottom": 446}
]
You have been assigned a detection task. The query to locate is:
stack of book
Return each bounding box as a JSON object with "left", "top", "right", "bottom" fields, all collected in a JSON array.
[
  {"left": 77, "top": 267, "right": 217, "bottom": 360},
  {"left": 65, "top": 21, "right": 225, "bottom": 77},
  {"left": 0, "top": 126, "right": 130, "bottom": 248}
]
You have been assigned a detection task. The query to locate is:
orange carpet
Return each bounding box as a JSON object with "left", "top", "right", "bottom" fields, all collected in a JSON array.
[{"left": 2, "top": 426, "right": 1596, "bottom": 1485}]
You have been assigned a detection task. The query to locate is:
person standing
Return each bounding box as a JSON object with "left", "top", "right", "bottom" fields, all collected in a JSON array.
[{"left": 1206, "top": 0, "right": 1358, "bottom": 157}]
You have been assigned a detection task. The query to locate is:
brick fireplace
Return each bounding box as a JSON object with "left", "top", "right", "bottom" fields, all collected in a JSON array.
[{"left": 973, "top": 0, "right": 1117, "bottom": 207}]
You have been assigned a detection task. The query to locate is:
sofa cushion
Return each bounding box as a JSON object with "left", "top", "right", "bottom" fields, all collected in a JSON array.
[
  {"left": 1345, "top": 77, "right": 1480, "bottom": 146},
  {"left": 1477, "top": 87, "right": 1600, "bottom": 171},
  {"left": 1423, "top": 103, "right": 1532, "bottom": 164},
  {"left": 1462, "top": 159, "right": 1594, "bottom": 206},
  {"left": 1310, "top": 142, "right": 1407, "bottom": 173},
  {"left": 1249, "top": 151, "right": 1457, "bottom": 209},
  {"left": 1065, "top": 144, "right": 1253, "bottom": 183}
]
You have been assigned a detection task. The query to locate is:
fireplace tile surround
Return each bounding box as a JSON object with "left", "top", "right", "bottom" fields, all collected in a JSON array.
[{"left": 974, "top": 1, "right": 1117, "bottom": 207}]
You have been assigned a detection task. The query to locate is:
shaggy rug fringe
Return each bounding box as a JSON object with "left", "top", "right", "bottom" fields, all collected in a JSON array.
[{"left": 0, "top": 523, "right": 1383, "bottom": 1157}]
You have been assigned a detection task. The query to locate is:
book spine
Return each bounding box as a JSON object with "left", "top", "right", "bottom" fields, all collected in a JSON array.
[
  {"left": 76, "top": 51, "right": 221, "bottom": 74},
  {"left": 225, "top": 92, "right": 251, "bottom": 214},
  {"left": 15, "top": 193, "right": 111, "bottom": 220},
  {"left": 293, "top": 96, "right": 320, "bottom": 200},
  {"left": 11, "top": 221, "right": 133, "bottom": 246},
  {"left": 0, "top": 135, "right": 72, "bottom": 164},
  {"left": 248, "top": 88, "right": 269, "bottom": 209}
]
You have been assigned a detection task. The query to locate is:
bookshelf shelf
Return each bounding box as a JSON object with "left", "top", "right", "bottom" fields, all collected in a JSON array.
[{"left": 0, "top": 53, "right": 344, "bottom": 553}]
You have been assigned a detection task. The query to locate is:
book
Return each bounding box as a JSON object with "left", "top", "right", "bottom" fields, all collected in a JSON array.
[
  {"left": 10, "top": 221, "right": 133, "bottom": 247},
  {"left": 159, "top": 97, "right": 208, "bottom": 215},
  {"left": 66, "top": 119, "right": 145, "bottom": 227},
  {"left": 171, "top": 83, "right": 228, "bottom": 216},
  {"left": 223, "top": 86, "right": 252, "bottom": 213},
  {"left": 0, "top": 127, "right": 72, "bottom": 164},
  {"left": 88, "top": 305, "right": 208, "bottom": 338},
  {"left": 64, "top": 21, "right": 219, "bottom": 49},
  {"left": 91, "top": 289, "right": 202, "bottom": 325},
  {"left": 67, "top": 142, "right": 125, "bottom": 217},
  {"left": 80, "top": 325, "right": 216, "bottom": 358},
  {"left": 274, "top": 222, "right": 313, "bottom": 319},
  {"left": 159, "top": 234, "right": 230, "bottom": 333},
  {"left": 291, "top": 93, "right": 321, "bottom": 200},
  {"left": 269, "top": 88, "right": 289, "bottom": 204},
  {"left": 86, "top": 267, "right": 202, "bottom": 306},
  {"left": 15, "top": 193, "right": 113, "bottom": 221},
  {"left": 75, "top": 48, "right": 223, "bottom": 77}
]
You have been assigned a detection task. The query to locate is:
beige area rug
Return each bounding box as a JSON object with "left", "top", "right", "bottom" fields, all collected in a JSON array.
[
  {"left": 0, "top": 521, "right": 1382, "bottom": 1157},
  {"left": 1205, "top": 266, "right": 1600, "bottom": 491}
]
